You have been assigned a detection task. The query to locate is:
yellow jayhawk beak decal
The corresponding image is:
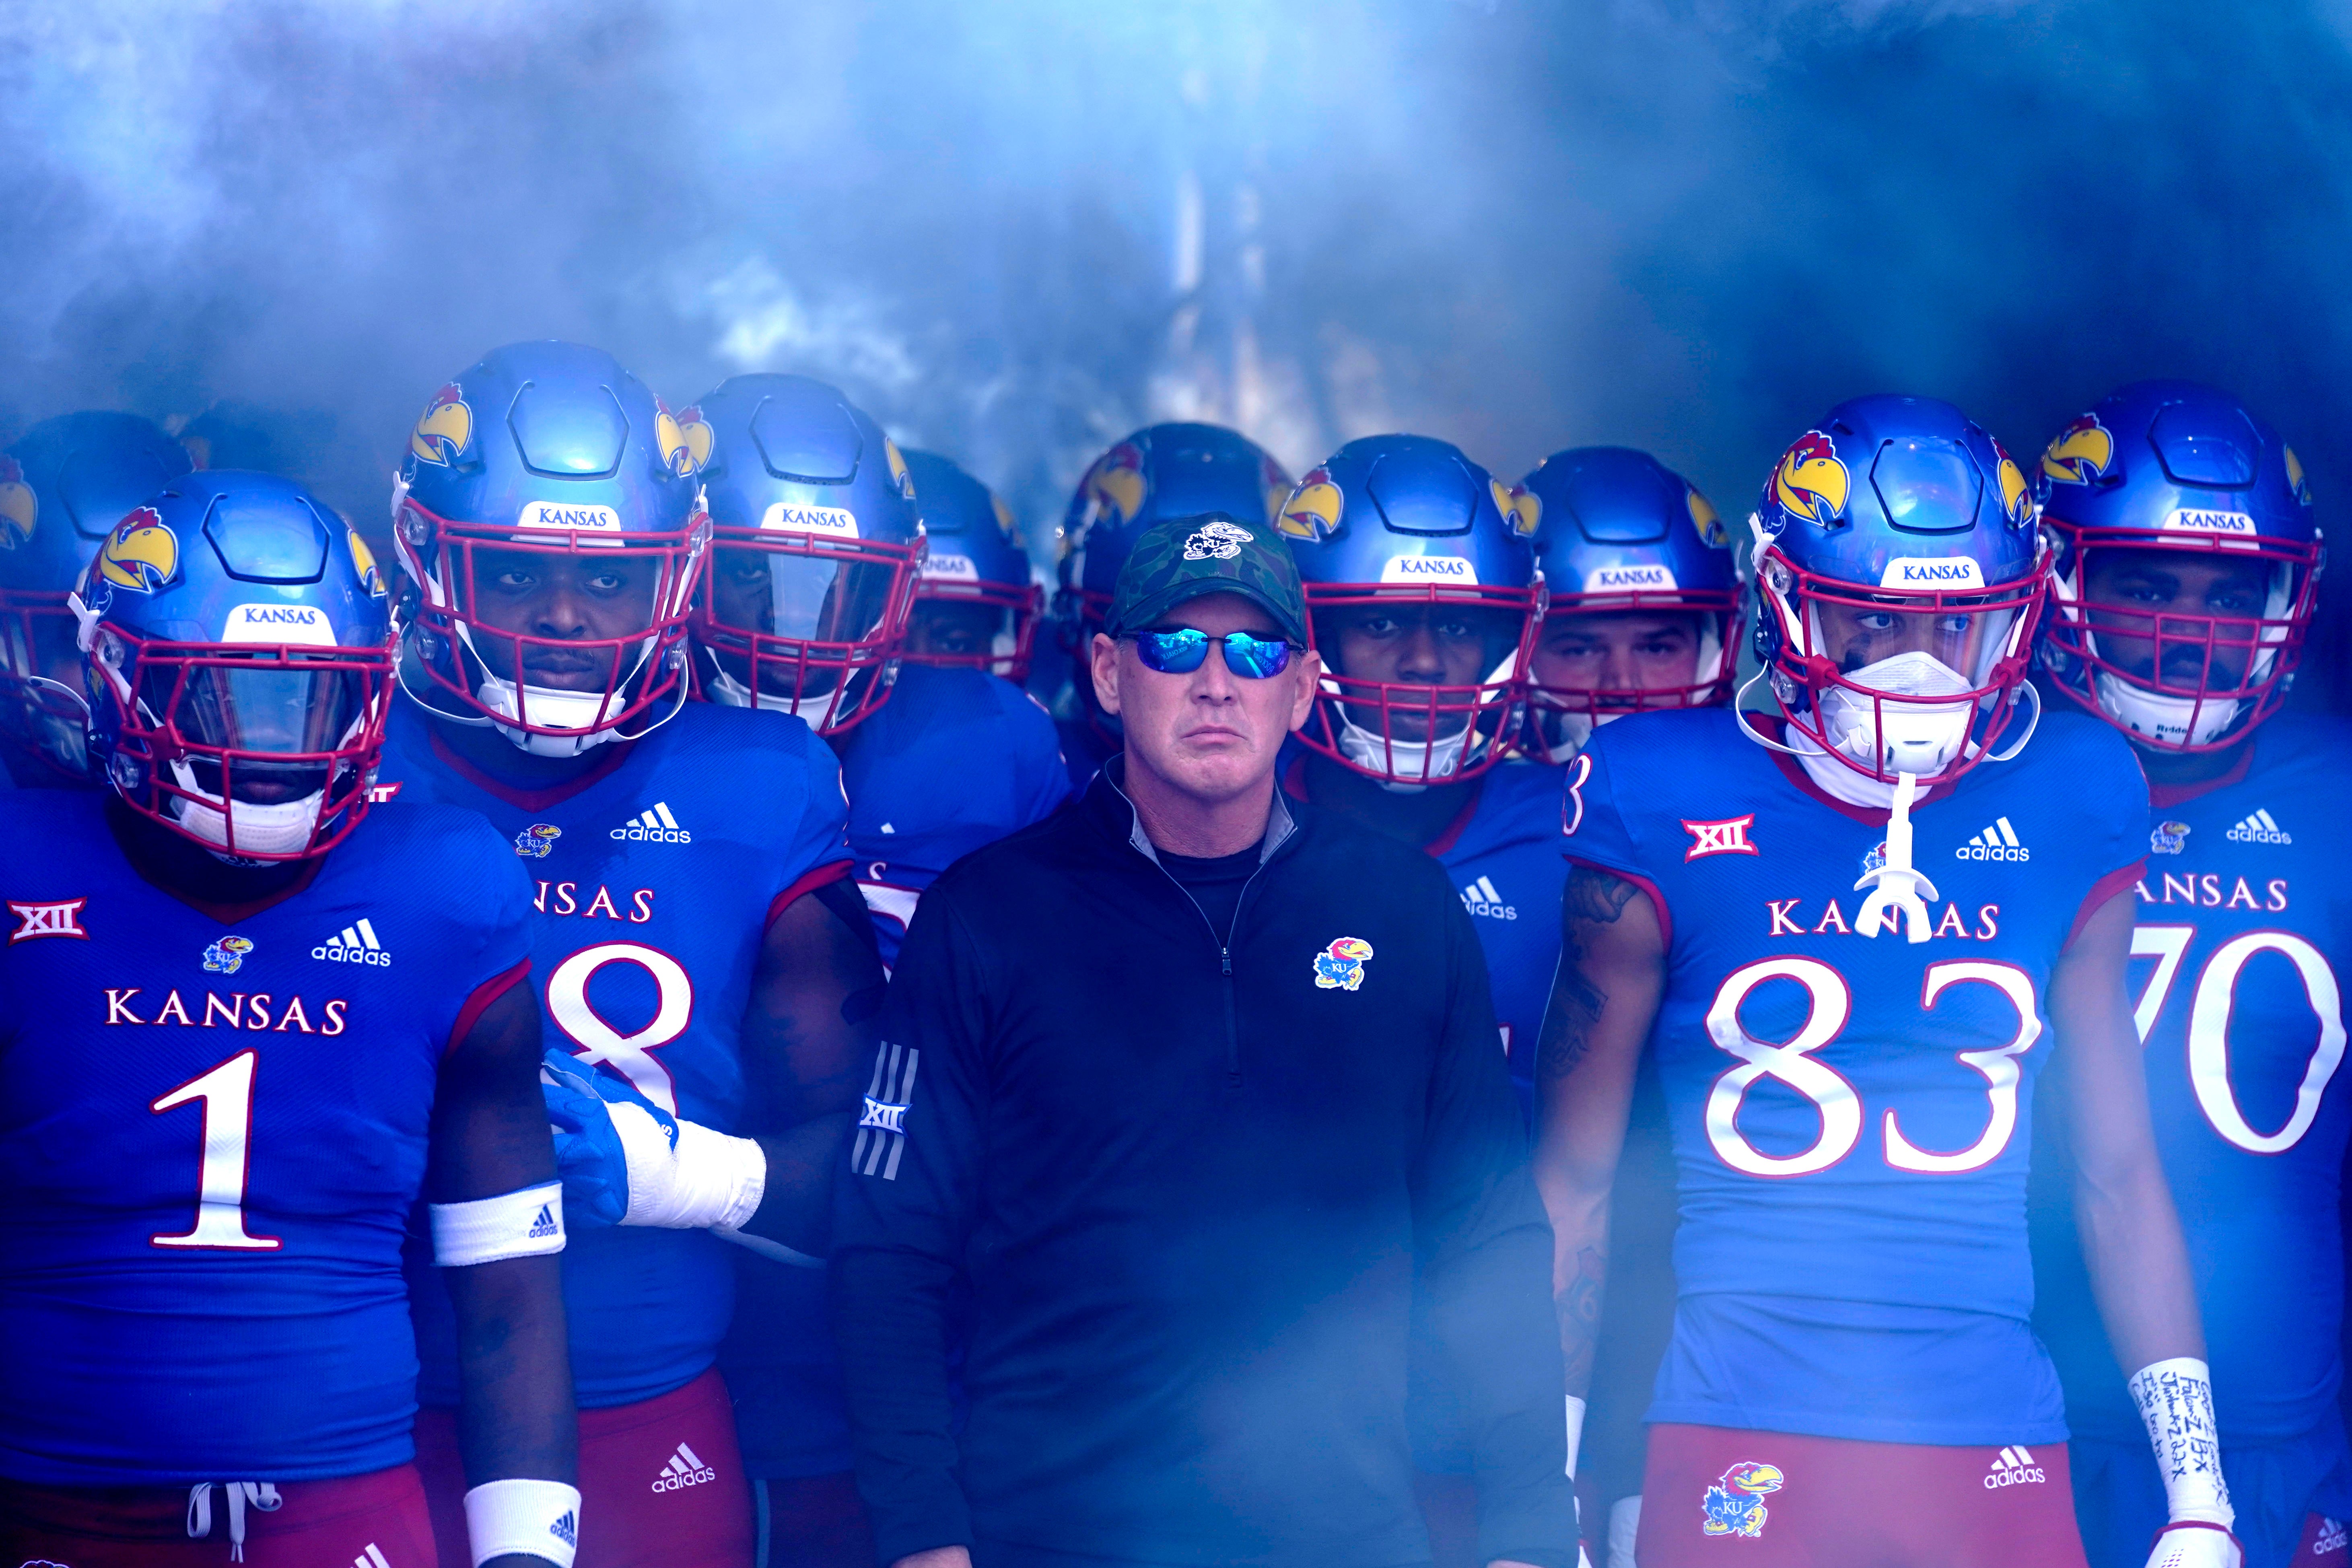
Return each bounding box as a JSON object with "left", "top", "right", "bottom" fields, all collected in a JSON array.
[
  {"left": 1773, "top": 431, "right": 1849, "bottom": 523},
  {"left": 1687, "top": 486, "right": 1728, "bottom": 548},
  {"left": 657, "top": 402, "right": 715, "bottom": 480},
  {"left": 0, "top": 457, "right": 34, "bottom": 550},
  {"left": 1490, "top": 478, "right": 1541, "bottom": 538},
  {"left": 409, "top": 383, "right": 473, "bottom": 467},
  {"left": 2039, "top": 414, "right": 2113, "bottom": 486},
  {"left": 99, "top": 505, "right": 179, "bottom": 592},
  {"left": 1279, "top": 468, "right": 1343, "bottom": 541}
]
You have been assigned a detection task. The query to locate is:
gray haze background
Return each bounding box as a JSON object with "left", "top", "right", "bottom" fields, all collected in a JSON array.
[{"left": 6, "top": 0, "right": 2352, "bottom": 686}]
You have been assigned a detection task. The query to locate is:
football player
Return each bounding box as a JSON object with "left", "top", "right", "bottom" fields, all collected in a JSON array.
[
  {"left": 896, "top": 447, "right": 1042, "bottom": 683},
  {"left": 684, "top": 382, "right": 1067, "bottom": 1568},
  {"left": 0, "top": 410, "right": 194, "bottom": 786},
  {"left": 1515, "top": 446, "right": 1741, "bottom": 1566},
  {"left": 1054, "top": 423, "right": 1293, "bottom": 791},
  {"left": 1272, "top": 433, "right": 1558, "bottom": 1566},
  {"left": 0, "top": 470, "right": 577, "bottom": 1568},
  {"left": 377, "top": 343, "right": 880, "bottom": 1568},
  {"left": 2027, "top": 382, "right": 2346, "bottom": 1568},
  {"left": 1535, "top": 395, "right": 2230, "bottom": 1568}
]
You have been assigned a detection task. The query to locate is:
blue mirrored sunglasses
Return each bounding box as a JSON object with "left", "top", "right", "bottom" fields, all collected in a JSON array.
[{"left": 1128, "top": 627, "right": 1295, "bottom": 678}]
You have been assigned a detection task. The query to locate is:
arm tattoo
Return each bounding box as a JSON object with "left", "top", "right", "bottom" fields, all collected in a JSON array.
[
  {"left": 1556, "top": 1243, "right": 1607, "bottom": 1389},
  {"left": 1536, "top": 867, "right": 1637, "bottom": 1083}
]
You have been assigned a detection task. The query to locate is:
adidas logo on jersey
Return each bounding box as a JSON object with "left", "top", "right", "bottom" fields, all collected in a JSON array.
[
  {"left": 1459, "top": 876, "right": 1518, "bottom": 920},
  {"left": 612, "top": 802, "right": 692, "bottom": 844},
  {"left": 651, "top": 1441, "right": 718, "bottom": 1492},
  {"left": 1982, "top": 1446, "right": 2046, "bottom": 1488},
  {"left": 2313, "top": 1517, "right": 2347, "bottom": 1555},
  {"left": 2226, "top": 808, "right": 2292, "bottom": 845},
  {"left": 312, "top": 917, "right": 391, "bottom": 966},
  {"left": 353, "top": 1545, "right": 393, "bottom": 1568},
  {"left": 1955, "top": 818, "right": 2031, "bottom": 862}
]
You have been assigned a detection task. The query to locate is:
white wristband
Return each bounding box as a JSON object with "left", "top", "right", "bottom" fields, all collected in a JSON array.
[
  {"left": 1564, "top": 1394, "right": 1587, "bottom": 1479},
  {"left": 608, "top": 1104, "right": 767, "bottom": 1232},
  {"left": 2128, "top": 1357, "right": 2233, "bottom": 1527},
  {"left": 1606, "top": 1496, "right": 1641, "bottom": 1568},
  {"left": 463, "top": 1477, "right": 581, "bottom": 1568},
  {"left": 432, "top": 1181, "right": 566, "bottom": 1267}
]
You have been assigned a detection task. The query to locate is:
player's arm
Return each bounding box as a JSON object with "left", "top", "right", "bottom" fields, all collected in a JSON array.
[
  {"left": 538, "top": 874, "right": 881, "bottom": 1259},
  {"left": 430, "top": 974, "right": 581, "bottom": 1568},
  {"left": 2052, "top": 889, "right": 2235, "bottom": 1562},
  {"left": 1531, "top": 864, "right": 1666, "bottom": 1400}
]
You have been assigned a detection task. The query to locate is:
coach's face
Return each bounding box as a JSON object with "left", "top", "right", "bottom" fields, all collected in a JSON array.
[{"left": 1092, "top": 592, "right": 1318, "bottom": 807}]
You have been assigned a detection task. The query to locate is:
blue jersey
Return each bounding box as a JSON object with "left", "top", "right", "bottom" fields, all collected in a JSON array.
[
  {"left": 844, "top": 666, "right": 1072, "bottom": 970},
  {"left": 1057, "top": 717, "right": 1117, "bottom": 796},
  {"left": 1564, "top": 707, "right": 2146, "bottom": 1444},
  {"left": 2033, "top": 714, "right": 2352, "bottom": 1454},
  {"left": 377, "top": 697, "right": 852, "bottom": 1410},
  {"left": 726, "top": 666, "right": 1069, "bottom": 1479},
  {"left": 1433, "top": 760, "right": 1568, "bottom": 1105},
  {"left": 0, "top": 791, "right": 530, "bottom": 1484}
]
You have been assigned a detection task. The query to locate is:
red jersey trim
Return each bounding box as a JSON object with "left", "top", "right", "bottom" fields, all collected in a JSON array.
[
  {"left": 446, "top": 958, "right": 531, "bottom": 1057},
  {"left": 426, "top": 726, "right": 640, "bottom": 812},
  {"left": 766, "top": 859, "right": 855, "bottom": 930},
  {"left": 1565, "top": 854, "right": 1673, "bottom": 952},
  {"left": 2064, "top": 860, "right": 2146, "bottom": 951}
]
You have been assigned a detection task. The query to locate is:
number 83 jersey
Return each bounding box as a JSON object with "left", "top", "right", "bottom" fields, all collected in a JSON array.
[
  {"left": 1562, "top": 707, "right": 2147, "bottom": 1446},
  {"left": 2033, "top": 713, "right": 2352, "bottom": 1457},
  {"left": 376, "top": 696, "right": 853, "bottom": 1410}
]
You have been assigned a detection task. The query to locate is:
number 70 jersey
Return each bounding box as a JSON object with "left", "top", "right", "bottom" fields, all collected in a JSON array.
[{"left": 1561, "top": 707, "right": 2147, "bottom": 1444}]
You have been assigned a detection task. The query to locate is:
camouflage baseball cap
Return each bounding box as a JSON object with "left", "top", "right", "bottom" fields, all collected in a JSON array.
[{"left": 1103, "top": 512, "right": 1309, "bottom": 647}]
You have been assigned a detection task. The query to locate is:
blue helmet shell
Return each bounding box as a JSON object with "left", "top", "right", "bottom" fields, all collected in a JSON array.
[
  {"left": 688, "top": 373, "right": 924, "bottom": 732},
  {"left": 901, "top": 448, "right": 1041, "bottom": 681},
  {"left": 1522, "top": 445, "right": 1738, "bottom": 606},
  {"left": 1278, "top": 434, "right": 1542, "bottom": 785},
  {"left": 78, "top": 470, "right": 394, "bottom": 858},
  {"left": 1753, "top": 394, "right": 2039, "bottom": 595},
  {"left": 396, "top": 340, "right": 704, "bottom": 534},
  {"left": 0, "top": 412, "right": 193, "bottom": 597},
  {"left": 2033, "top": 380, "right": 2321, "bottom": 751}
]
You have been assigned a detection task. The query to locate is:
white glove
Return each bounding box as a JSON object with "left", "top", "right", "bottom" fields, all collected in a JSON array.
[
  {"left": 1606, "top": 1495, "right": 1640, "bottom": 1568},
  {"left": 2131, "top": 1358, "right": 2241, "bottom": 1568},
  {"left": 606, "top": 1098, "right": 766, "bottom": 1231}
]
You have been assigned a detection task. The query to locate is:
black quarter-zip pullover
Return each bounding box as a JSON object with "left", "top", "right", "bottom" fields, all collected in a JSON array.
[{"left": 830, "top": 759, "right": 1575, "bottom": 1568}]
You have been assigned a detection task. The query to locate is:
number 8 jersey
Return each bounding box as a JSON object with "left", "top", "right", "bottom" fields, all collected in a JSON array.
[
  {"left": 375, "top": 696, "right": 854, "bottom": 1410},
  {"left": 1562, "top": 706, "right": 2146, "bottom": 1445},
  {"left": 2033, "top": 713, "right": 2352, "bottom": 1462}
]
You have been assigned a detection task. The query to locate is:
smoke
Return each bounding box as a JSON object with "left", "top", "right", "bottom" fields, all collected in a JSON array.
[{"left": 7, "top": 0, "right": 2352, "bottom": 690}]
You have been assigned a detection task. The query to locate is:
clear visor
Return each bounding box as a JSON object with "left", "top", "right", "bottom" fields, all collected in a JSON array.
[
  {"left": 141, "top": 657, "right": 366, "bottom": 801},
  {"left": 1805, "top": 594, "right": 2018, "bottom": 690},
  {"left": 706, "top": 546, "right": 898, "bottom": 696}
]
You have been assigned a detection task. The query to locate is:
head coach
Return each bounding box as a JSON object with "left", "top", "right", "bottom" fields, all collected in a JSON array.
[{"left": 828, "top": 512, "right": 1578, "bottom": 1568}]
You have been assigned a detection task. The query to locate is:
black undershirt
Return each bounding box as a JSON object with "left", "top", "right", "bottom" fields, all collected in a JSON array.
[{"left": 1156, "top": 840, "right": 1263, "bottom": 941}]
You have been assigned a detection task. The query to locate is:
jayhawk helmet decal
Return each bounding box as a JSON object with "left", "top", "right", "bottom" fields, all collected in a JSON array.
[
  {"left": 1770, "top": 431, "right": 1850, "bottom": 526},
  {"left": 1282, "top": 433, "right": 1542, "bottom": 787},
  {"left": 0, "top": 457, "right": 33, "bottom": 551},
  {"left": 655, "top": 401, "right": 715, "bottom": 479},
  {"left": 408, "top": 383, "right": 474, "bottom": 467},
  {"left": 77, "top": 470, "right": 396, "bottom": 861},
  {"left": 2035, "top": 379, "right": 2321, "bottom": 752},
  {"left": 2039, "top": 413, "right": 2115, "bottom": 486}
]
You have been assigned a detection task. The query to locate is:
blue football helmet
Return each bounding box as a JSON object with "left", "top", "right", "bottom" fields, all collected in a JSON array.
[
  {"left": 1279, "top": 435, "right": 1543, "bottom": 785},
  {"left": 1749, "top": 395, "right": 2048, "bottom": 785},
  {"left": 1520, "top": 446, "right": 1740, "bottom": 762},
  {"left": 2035, "top": 380, "right": 2320, "bottom": 752},
  {"left": 900, "top": 448, "right": 1040, "bottom": 682},
  {"left": 392, "top": 341, "right": 709, "bottom": 757},
  {"left": 1056, "top": 423, "right": 1293, "bottom": 740},
  {"left": 688, "top": 374, "right": 923, "bottom": 734},
  {"left": 0, "top": 411, "right": 195, "bottom": 777},
  {"left": 73, "top": 470, "right": 395, "bottom": 859}
]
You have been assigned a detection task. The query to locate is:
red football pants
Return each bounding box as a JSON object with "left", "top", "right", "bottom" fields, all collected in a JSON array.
[
  {"left": 1637, "top": 1422, "right": 2090, "bottom": 1568},
  {"left": 416, "top": 1367, "right": 753, "bottom": 1568},
  {"left": 0, "top": 1464, "right": 436, "bottom": 1566}
]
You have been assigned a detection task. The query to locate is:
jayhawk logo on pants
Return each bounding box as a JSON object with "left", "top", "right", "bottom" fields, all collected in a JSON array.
[
  {"left": 98, "top": 505, "right": 179, "bottom": 593},
  {"left": 1773, "top": 432, "right": 1849, "bottom": 525},
  {"left": 202, "top": 935, "right": 256, "bottom": 975},
  {"left": 1701, "top": 1461, "right": 1784, "bottom": 1538},
  {"left": 1312, "top": 936, "right": 1374, "bottom": 991}
]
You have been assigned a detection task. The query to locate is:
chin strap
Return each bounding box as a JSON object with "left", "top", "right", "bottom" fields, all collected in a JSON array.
[{"left": 1854, "top": 771, "right": 1940, "bottom": 944}]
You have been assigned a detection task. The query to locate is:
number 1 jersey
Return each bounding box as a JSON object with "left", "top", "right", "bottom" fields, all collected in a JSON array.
[
  {"left": 0, "top": 792, "right": 532, "bottom": 1483},
  {"left": 376, "top": 696, "right": 853, "bottom": 1410},
  {"left": 1562, "top": 706, "right": 2146, "bottom": 1444}
]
